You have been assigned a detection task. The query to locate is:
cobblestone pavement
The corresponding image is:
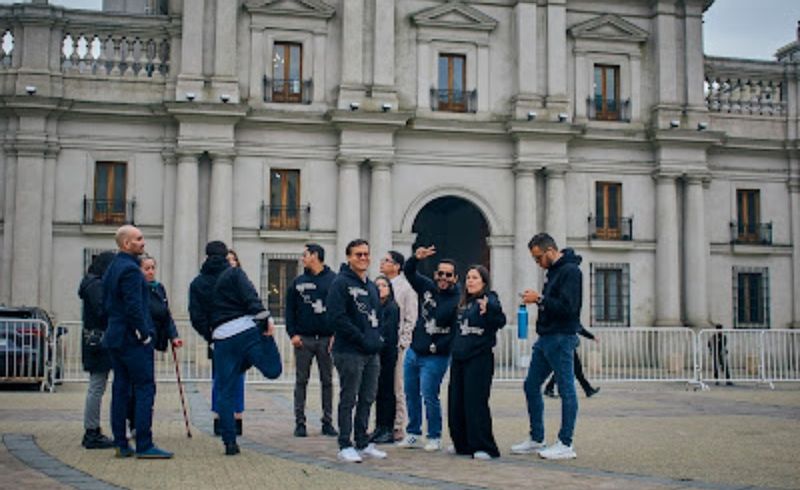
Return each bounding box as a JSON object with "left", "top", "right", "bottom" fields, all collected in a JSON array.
[{"left": 1, "top": 380, "right": 798, "bottom": 489}]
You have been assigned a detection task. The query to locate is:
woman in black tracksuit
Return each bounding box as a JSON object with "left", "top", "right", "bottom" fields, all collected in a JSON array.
[
  {"left": 448, "top": 265, "right": 506, "bottom": 459},
  {"left": 371, "top": 275, "right": 400, "bottom": 443}
]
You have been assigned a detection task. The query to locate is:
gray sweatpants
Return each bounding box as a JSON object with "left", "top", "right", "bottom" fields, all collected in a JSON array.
[{"left": 84, "top": 370, "right": 109, "bottom": 430}]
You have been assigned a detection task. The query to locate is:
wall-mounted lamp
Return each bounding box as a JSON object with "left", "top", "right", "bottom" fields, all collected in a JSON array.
[
  {"left": 697, "top": 122, "right": 708, "bottom": 131},
  {"left": 669, "top": 120, "right": 680, "bottom": 129},
  {"left": 220, "top": 94, "right": 231, "bottom": 103},
  {"left": 527, "top": 111, "right": 537, "bottom": 121},
  {"left": 350, "top": 102, "right": 360, "bottom": 111},
  {"left": 381, "top": 103, "right": 392, "bottom": 113},
  {"left": 557, "top": 113, "right": 568, "bottom": 123},
  {"left": 25, "top": 85, "right": 36, "bottom": 96},
  {"left": 185, "top": 92, "right": 196, "bottom": 101}
]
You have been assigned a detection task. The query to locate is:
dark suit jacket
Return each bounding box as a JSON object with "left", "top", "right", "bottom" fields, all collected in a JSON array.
[{"left": 102, "top": 252, "right": 154, "bottom": 350}]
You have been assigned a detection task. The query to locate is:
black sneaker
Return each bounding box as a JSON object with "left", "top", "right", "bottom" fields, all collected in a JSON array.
[
  {"left": 321, "top": 422, "right": 338, "bottom": 437},
  {"left": 225, "top": 442, "right": 240, "bottom": 456},
  {"left": 543, "top": 389, "right": 557, "bottom": 398},
  {"left": 294, "top": 423, "right": 307, "bottom": 437},
  {"left": 370, "top": 427, "right": 394, "bottom": 444},
  {"left": 82, "top": 429, "right": 114, "bottom": 449},
  {"left": 585, "top": 387, "right": 600, "bottom": 398}
]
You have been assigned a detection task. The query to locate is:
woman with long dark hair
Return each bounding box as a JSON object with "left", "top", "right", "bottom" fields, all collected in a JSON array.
[
  {"left": 371, "top": 275, "right": 400, "bottom": 444},
  {"left": 448, "top": 265, "right": 506, "bottom": 459}
]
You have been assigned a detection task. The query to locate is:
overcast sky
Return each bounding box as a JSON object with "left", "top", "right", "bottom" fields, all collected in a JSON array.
[{"left": 2, "top": 0, "right": 799, "bottom": 61}]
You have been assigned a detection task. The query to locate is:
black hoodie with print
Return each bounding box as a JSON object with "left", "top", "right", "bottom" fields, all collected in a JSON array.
[{"left": 326, "top": 263, "right": 383, "bottom": 355}]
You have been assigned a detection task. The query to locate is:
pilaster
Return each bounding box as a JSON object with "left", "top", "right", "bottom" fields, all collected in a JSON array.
[
  {"left": 544, "top": 166, "right": 567, "bottom": 250},
  {"left": 545, "top": 0, "right": 568, "bottom": 113},
  {"left": 339, "top": 0, "right": 366, "bottom": 108},
  {"left": 211, "top": 0, "right": 239, "bottom": 102},
  {"left": 654, "top": 172, "right": 682, "bottom": 326},
  {"left": 336, "top": 156, "right": 363, "bottom": 265},
  {"left": 368, "top": 158, "right": 394, "bottom": 278},
  {"left": 683, "top": 173, "right": 710, "bottom": 328},
  {"left": 371, "top": 0, "right": 397, "bottom": 107},
  {"left": 172, "top": 151, "right": 200, "bottom": 314},
  {"left": 208, "top": 151, "right": 234, "bottom": 246},
  {"left": 177, "top": 0, "right": 206, "bottom": 101},
  {"left": 511, "top": 1, "right": 541, "bottom": 118},
  {"left": 513, "top": 161, "right": 539, "bottom": 297}
]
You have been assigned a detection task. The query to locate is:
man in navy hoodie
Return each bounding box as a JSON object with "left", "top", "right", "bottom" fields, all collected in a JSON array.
[
  {"left": 327, "top": 239, "right": 386, "bottom": 463},
  {"left": 103, "top": 225, "right": 172, "bottom": 459},
  {"left": 511, "top": 233, "right": 583, "bottom": 460},
  {"left": 286, "top": 243, "right": 338, "bottom": 438}
]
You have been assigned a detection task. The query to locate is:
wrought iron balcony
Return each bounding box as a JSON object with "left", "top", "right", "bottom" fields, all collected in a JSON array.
[
  {"left": 588, "top": 215, "right": 633, "bottom": 241},
  {"left": 263, "top": 77, "right": 313, "bottom": 104},
  {"left": 430, "top": 88, "right": 477, "bottom": 113},
  {"left": 730, "top": 221, "right": 772, "bottom": 245},
  {"left": 260, "top": 203, "right": 310, "bottom": 231},
  {"left": 82, "top": 196, "right": 135, "bottom": 226},
  {"left": 587, "top": 97, "right": 631, "bottom": 122}
]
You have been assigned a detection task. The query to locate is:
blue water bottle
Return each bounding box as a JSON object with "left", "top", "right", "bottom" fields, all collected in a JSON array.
[{"left": 517, "top": 303, "right": 528, "bottom": 339}]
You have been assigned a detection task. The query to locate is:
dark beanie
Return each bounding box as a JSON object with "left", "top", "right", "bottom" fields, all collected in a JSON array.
[{"left": 205, "top": 240, "right": 228, "bottom": 257}]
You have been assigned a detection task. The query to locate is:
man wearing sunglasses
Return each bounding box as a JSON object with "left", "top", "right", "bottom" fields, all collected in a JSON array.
[{"left": 398, "top": 245, "right": 460, "bottom": 452}]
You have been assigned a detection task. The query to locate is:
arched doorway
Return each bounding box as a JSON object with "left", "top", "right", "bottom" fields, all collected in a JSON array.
[{"left": 411, "top": 196, "right": 490, "bottom": 281}]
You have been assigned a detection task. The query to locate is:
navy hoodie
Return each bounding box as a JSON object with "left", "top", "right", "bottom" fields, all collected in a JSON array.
[
  {"left": 404, "top": 256, "right": 460, "bottom": 357},
  {"left": 451, "top": 291, "right": 506, "bottom": 361},
  {"left": 188, "top": 255, "right": 230, "bottom": 342},
  {"left": 211, "top": 266, "right": 266, "bottom": 328},
  {"left": 285, "top": 265, "right": 336, "bottom": 337},
  {"left": 536, "top": 248, "right": 583, "bottom": 336},
  {"left": 326, "top": 263, "right": 383, "bottom": 355}
]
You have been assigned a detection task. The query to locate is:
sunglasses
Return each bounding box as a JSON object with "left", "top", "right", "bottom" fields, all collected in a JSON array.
[
  {"left": 352, "top": 252, "right": 370, "bottom": 258},
  {"left": 435, "top": 270, "right": 454, "bottom": 278}
]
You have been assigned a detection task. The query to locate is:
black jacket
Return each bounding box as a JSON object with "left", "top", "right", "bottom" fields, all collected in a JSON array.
[
  {"left": 285, "top": 265, "right": 336, "bottom": 337},
  {"left": 404, "top": 256, "right": 460, "bottom": 357},
  {"left": 188, "top": 255, "right": 229, "bottom": 342},
  {"left": 378, "top": 296, "right": 400, "bottom": 356},
  {"left": 147, "top": 282, "right": 179, "bottom": 352},
  {"left": 78, "top": 252, "right": 115, "bottom": 372},
  {"left": 326, "top": 263, "right": 383, "bottom": 355},
  {"left": 536, "top": 248, "right": 583, "bottom": 336},
  {"left": 211, "top": 266, "right": 266, "bottom": 328},
  {"left": 451, "top": 291, "right": 506, "bottom": 361}
]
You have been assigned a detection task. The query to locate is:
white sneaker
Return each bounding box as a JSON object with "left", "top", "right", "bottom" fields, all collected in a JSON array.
[
  {"left": 473, "top": 451, "right": 492, "bottom": 460},
  {"left": 510, "top": 438, "right": 546, "bottom": 454},
  {"left": 337, "top": 447, "right": 363, "bottom": 463},
  {"left": 396, "top": 434, "right": 421, "bottom": 448},
  {"left": 538, "top": 440, "right": 576, "bottom": 460},
  {"left": 359, "top": 443, "right": 387, "bottom": 459},
  {"left": 424, "top": 438, "right": 442, "bottom": 452}
]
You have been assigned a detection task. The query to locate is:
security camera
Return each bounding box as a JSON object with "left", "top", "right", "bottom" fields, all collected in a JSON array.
[
  {"left": 697, "top": 122, "right": 708, "bottom": 131},
  {"left": 185, "top": 92, "right": 196, "bottom": 101},
  {"left": 557, "top": 113, "right": 569, "bottom": 123},
  {"left": 350, "top": 102, "right": 360, "bottom": 111},
  {"left": 25, "top": 85, "right": 36, "bottom": 96},
  {"left": 527, "top": 111, "right": 537, "bottom": 121},
  {"left": 220, "top": 94, "right": 231, "bottom": 103},
  {"left": 669, "top": 120, "right": 680, "bottom": 129},
  {"left": 381, "top": 103, "right": 392, "bottom": 112}
]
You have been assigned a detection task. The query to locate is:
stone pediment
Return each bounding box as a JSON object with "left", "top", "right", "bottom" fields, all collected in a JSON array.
[
  {"left": 243, "top": 0, "right": 335, "bottom": 19},
  {"left": 569, "top": 14, "right": 648, "bottom": 43},
  {"left": 412, "top": 1, "right": 497, "bottom": 32}
]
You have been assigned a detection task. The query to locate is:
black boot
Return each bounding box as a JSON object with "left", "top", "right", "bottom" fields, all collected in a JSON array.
[
  {"left": 321, "top": 422, "right": 338, "bottom": 437},
  {"left": 82, "top": 428, "right": 113, "bottom": 449},
  {"left": 235, "top": 418, "right": 243, "bottom": 436},
  {"left": 585, "top": 386, "right": 600, "bottom": 398},
  {"left": 294, "top": 423, "right": 307, "bottom": 437},
  {"left": 225, "top": 442, "right": 240, "bottom": 456}
]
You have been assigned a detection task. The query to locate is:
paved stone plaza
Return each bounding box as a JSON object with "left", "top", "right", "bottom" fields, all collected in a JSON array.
[{"left": 1, "top": 381, "right": 798, "bottom": 490}]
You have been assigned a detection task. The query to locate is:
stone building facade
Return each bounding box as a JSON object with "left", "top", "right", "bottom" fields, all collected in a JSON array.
[{"left": 0, "top": 0, "right": 798, "bottom": 330}]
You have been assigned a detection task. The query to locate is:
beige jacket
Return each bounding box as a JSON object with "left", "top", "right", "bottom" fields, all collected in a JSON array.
[{"left": 391, "top": 273, "right": 418, "bottom": 349}]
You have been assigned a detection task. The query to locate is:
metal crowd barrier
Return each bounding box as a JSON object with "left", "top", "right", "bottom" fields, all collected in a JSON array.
[
  {"left": 0, "top": 318, "right": 66, "bottom": 392},
  {"left": 57, "top": 320, "right": 800, "bottom": 389}
]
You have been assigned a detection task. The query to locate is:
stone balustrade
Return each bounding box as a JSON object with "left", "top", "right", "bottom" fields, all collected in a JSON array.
[{"left": 704, "top": 56, "right": 786, "bottom": 117}]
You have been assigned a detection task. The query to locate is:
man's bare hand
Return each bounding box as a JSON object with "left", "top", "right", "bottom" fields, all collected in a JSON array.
[
  {"left": 262, "top": 317, "right": 276, "bottom": 337},
  {"left": 478, "top": 295, "right": 488, "bottom": 315},
  {"left": 291, "top": 335, "right": 303, "bottom": 348},
  {"left": 415, "top": 245, "right": 437, "bottom": 260},
  {"left": 171, "top": 338, "right": 183, "bottom": 349},
  {"left": 520, "top": 289, "right": 541, "bottom": 305}
]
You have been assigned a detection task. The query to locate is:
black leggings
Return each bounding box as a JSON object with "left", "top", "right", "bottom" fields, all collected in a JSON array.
[{"left": 545, "top": 351, "right": 594, "bottom": 394}]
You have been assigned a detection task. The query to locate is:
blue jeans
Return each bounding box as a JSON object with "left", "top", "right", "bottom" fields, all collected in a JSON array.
[
  {"left": 109, "top": 343, "right": 155, "bottom": 452},
  {"left": 212, "top": 371, "right": 245, "bottom": 413},
  {"left": 403, "top": 348, "right": 449, "bottom": 439},
  {"left": 523, "top": 334, "right": 579, "bottom": 446},
  {"left": 214, "top": 327, "right": 282, "bottom": 444}
]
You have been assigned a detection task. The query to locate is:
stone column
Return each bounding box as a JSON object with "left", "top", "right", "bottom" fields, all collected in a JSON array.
[
  {"left": 368, "top": 158, "right": 393, "bottom": 277},
  {"left": 373, "top": 0, "right": 395, "bottom": 88},
  {"left": 544, "top": 167, "right": 567, "bottom": 250},
  {"left": 37, "top": 145, "right": 57, "bottom": 311},
  {"left": 336, "top": 157, "right": 362, "bottom": 265},
  {"left": 0, "top": 149, "right": 16, "bottom": 304},
  {"left": 683, "top": 175, "right": 709, "bottom": 327},
  {"left": 161, "top": 151, "right": 177, "bottom": 289},
  {"left": 790, "top": 179, "right": 800, "bottom": 327},
  {"left": 654, "top": 174, "right": 681, "bottom": 326},
  {"left": 546, "top": 0, "right": 568, "bottom": 109},
  {"left": 339, "top": 0, "right": 365, "bottom": 107},
  {"left": 171, "top": 152, "right": 200, "bottom": 315},
  {"left": 208, "top": 152, "right": 234, "bottom": 246},
  {"left": 513, "top": 164, "right": 538, "bottom": 297}
]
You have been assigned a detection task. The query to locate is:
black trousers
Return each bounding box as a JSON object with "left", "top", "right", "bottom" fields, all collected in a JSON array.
[
  {"left": 293, "top": 335, "right": 334, "bottom": 425},
  {"left": 545, "top": 351, "right": 594, "bottom": 394},
  {"left": 448, "top": 351, "right": 499, "bottom": 458},
  {"left": 375, "top": 347, "right": 398, "bottom": 429}
]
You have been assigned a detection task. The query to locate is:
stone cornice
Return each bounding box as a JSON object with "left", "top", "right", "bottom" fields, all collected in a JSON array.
[
  {"left": 410, "top": 117, "right": 506, "bottom": 135},
  {"left": 649, "top": 128, "right": 724, "bottom": 149},
  {"left": 507, "top": 120, "right": 581, "bottom": 141},
  {"left": 328, "top": 110, "right": 411, "bottom": 131},
  {"left": 165, "top": 102, "right": 248, "bottom": 123}
]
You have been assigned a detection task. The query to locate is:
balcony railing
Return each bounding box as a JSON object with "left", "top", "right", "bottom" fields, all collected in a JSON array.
[
  {"left": 588, "top": 215, "right": 633, "bottom": 241},
  {"left": 263, "top": 77, "right": 312, "bottom": 104},
  {"left": 704, "top": 57, "right": 786, "bottom": 117},
  {"left": 587, "top": 97, "right": 631, "bottom": 122},
  {"left": 260, "top": 203, "right": 310, "bottom": 231},
  {"left": 83, "top": 196, "right": 136, "bottom": 226},
  {"left": 730, "top": 221, "right": 772, "bottom": 245},
  {"left": 430, "top": 88, "right": 477, "bottom": 113}
]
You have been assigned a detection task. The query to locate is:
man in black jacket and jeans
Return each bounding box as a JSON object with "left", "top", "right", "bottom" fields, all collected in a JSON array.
[
  {"left": 511, "top": 233, "right": 583, "bottom": 460},
  {"left": 286, "top": 243, "right": 338, "bottom": 438},
  {"left": 327, "top": 239, "right": 385, "bottom": 463}
]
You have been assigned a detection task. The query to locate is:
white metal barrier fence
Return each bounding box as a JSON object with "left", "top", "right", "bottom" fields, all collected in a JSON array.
[
  {"left": 58, "top": 320, "right": 800, "bottom": 388},
  {"left": 0, "top": 319, "right": 65, "bottom": 391}
]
